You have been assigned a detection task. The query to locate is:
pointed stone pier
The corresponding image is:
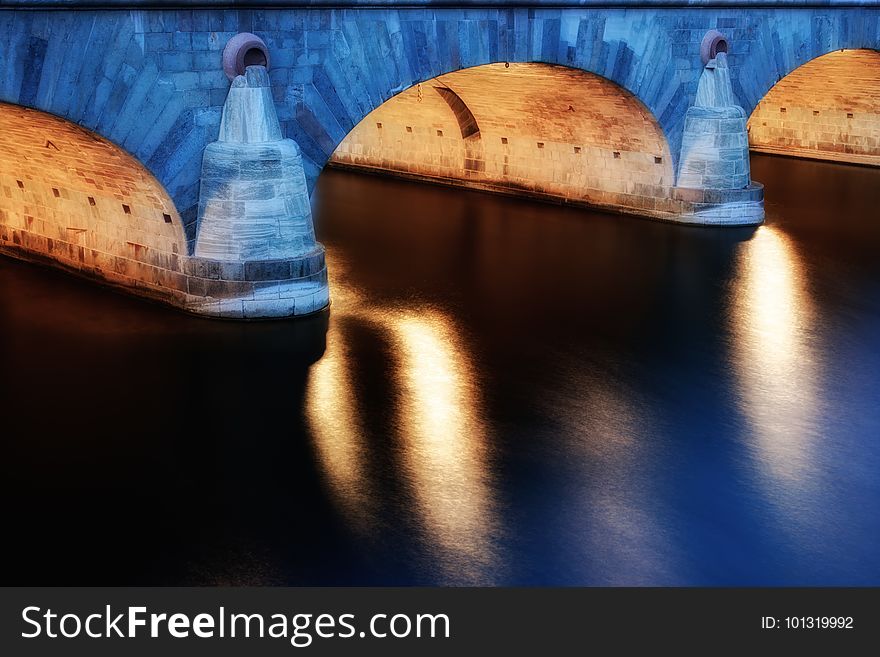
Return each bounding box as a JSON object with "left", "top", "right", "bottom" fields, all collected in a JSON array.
[
  {"left": 673, "top": 51, "right": 764, "bottom": 226},
  {"left": 188, "top": 65, "right": 329, "bottom": 318}
]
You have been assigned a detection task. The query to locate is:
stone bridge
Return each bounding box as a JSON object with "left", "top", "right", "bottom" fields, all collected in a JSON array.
[{"left": 0, "top": 1, "right": 877, "bottom": 317}]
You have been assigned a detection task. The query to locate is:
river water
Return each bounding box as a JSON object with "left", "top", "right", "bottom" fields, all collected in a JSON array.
[{"left": 1, "top": 154, "right": 878, "bottom": 585}]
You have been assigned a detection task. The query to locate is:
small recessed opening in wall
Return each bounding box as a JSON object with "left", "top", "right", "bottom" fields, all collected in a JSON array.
[
  {"left": 537, "top": 142, "right": 544, "bottom": 149},
  {"left": 436, "top": 129, "right": 443, "bottom": 137},
  {"left": 780, "top": 107, "right": 786, "bottom": 113},
  {"left": 573, "top": 146, "right": 581, "bottom": 154},
  {"left": 243, "top": 47, "right": 267, "bottom": 69},
  {"left": 376, "top": 122, "right": 383, "bottom": 129},
  {"left": 847, "top": 112, "right": 854, "bottom": 119},
  {"left": 163, "top": 213, "right": 172, "bottom": 224},
  {"left": 813, "top": 110, "right": 820, "bottom": 116},
  {"left": 613, "top": 151, "right": 621, "bottom": 159},
  {"left": 52, "top": 188, "right": 60, "bottom": 198},
  {"left": 406, "top": 126, "right": 412, "bottom": 133},
  {"left": 654, "top": 156, "right": 663, "bottom": 164},
  {"left": 88, "top": 197, "right": 96, "bottom": 206},
  {"left": 16, "top": 180, "right": 24, "bottom": 189},
  {"left": 122, "top": 204, "right": 131, "bottom": 214},
  {"left": 501, "top": 137, "right": 508, "bottom": 145}
]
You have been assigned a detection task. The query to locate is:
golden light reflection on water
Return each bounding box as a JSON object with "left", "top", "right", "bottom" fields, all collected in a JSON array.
[
  {"left": 305, "top": 330, "right": 377, "bottom": 532},
  {"left": 389, "top": 311, "right": 498, "bottom": 583},
  {"left": 304, "top": 260, "right": 499, "bottom": 582},
  {"left": 731, "top": 225, "right": 821, "bottom": 484}
]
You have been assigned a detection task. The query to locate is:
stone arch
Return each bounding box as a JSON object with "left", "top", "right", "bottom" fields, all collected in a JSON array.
[
  {"left": 327, "top": 62, "right": 677, "bottom": 219},
  {"left": 747, "top": 49, "right": 880, "bottom": 166},
  {"left": 0, "top": 102, "right": 188, "bottom": 294},
  {"left": 0, "top": 12, "right": 217, "bottom": 243},
  {"left": 0, "top": 9, "right": 685, "bottom": 220},
  {"left": 433, "top": 84, "right": 485, "bottom": 173},
  {"left": 735, "top": 11, "right": 880, "bottom": 118},
  {"left": 279, "top": 15, "right": 684, "bottom": 193}
]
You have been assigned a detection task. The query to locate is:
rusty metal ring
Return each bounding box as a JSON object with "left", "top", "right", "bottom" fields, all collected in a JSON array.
[
  {"left": 700, "top": 30, "right": 729, "bottom": 65},
  {"left": 222, "top": 33, "right": 270, "bottom": 81}
]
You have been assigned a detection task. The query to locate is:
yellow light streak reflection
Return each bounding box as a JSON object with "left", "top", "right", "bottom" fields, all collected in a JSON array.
[
  {"left": 304, "top": 252, "right": 500, "bottom": 581},
  {"left": 731, "top": 225, "right": 821, "bottom": 484},
  {"left": 305, "top": 330, "right": 377, "bottom": 533},
  {"left": 389, "top": 310, "right": 499, "bottom": 583}
]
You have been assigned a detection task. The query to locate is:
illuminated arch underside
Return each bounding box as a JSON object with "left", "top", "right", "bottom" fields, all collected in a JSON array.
[
  {"left": 0, "top": 102, "right": 187, "bottom": 297},
  {"left": 748, "top": 50, "right": 880, "bottom": 166},
  {"left": 330, "top": 63, "right": 677, "bottom": 217}
]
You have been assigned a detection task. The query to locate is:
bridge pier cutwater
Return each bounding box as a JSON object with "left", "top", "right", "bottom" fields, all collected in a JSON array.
[{"left": 0, "top": 1, "right": 877, "bottom": 319}]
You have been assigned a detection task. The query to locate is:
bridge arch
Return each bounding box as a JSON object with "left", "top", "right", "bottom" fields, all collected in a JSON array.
[
  {"left": 0, "top": 9, "right": 687, "bottom": 217},
  {"left": 278, "top": 22, "right": 685, "bottom": 193},
  {"left": 0, "top": 102, "right": 188, "bottom": 292},
  {"left": 746, "top": 49, "right": 880, "bottom": 166},
  {"left": 328, "top": 62, "right": 677, "bottom": 218}
]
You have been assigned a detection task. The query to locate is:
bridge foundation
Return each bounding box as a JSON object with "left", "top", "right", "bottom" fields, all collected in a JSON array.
[
  {"left": 1, "top": 2, "right": 878, "bottom": 318},
  {"left": 190, "top": 60, "right": 329, "bottom": 318},
  {"left": 673, "top": 49, "right": 764, "bottom": 226}
]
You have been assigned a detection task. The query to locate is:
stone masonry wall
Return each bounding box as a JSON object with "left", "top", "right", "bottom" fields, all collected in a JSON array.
[
  {"left": 748, "top": 49, "right": 880, "bottom": 166},
  {"left": 0, "top": 101, "right": 189, "bottom": 300},
  {"left": 0, "top": 102, "right": 328, "bottom": 318},
  {"left": 0, "top": 5, "right": 875, "bottom": 312},
  {"left": 1, "top": 7, "right": 876, "bottom": 226},
  {"left": 332, "top": 63, "right": 680, "bottom": 217}
]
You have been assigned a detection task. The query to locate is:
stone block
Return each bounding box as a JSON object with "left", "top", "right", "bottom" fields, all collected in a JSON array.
[
  {"left": 244, "top": 259, "right": 291, "bottom": 281},
  {"left": 186, "top": 257, "right": 222, "bottom": 279},
  {"left": 240, "top": 159, "right": 283, "bottom": 180},
  {"left": 242, "top": 297, "right": 297, "bottom": 319},
  {"left": 144, "top": 32, "right": 172, "bottom": 52}
]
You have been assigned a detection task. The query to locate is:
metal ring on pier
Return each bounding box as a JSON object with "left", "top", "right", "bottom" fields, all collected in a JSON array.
[
  {"left": 222, "top": 33, "right": 270, "bottom": 81},
  {"left": 700, "top": 30, "right": 729, "bottom": 65}
]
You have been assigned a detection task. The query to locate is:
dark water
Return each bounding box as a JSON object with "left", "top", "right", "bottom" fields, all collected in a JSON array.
[{"left": 1, "top": 154, "right": 878, "bottom": 586}]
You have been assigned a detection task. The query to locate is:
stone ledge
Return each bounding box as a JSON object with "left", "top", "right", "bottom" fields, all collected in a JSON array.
[
  {"left": 674, "top": 183, "right": 764, "bottom": 226},
  {"left": 679, "top": 200, "right": 765, "bottom": 226},
  {"left": 749, "top": 145, "right": 880, "bottom": 168},
  {"left": 685, "top": 106, "right": 746, "bottom": 120},
  {"left": 0, "top": 225, "right": 329, "bottom": 319},
  {"left": 673, "top": 182, "right": 764, "bottom": 204},
  {"left": 185, "top": 245, "right": 325, "bottom": 281},
  {"left": 330, "top": 162, "right": 770, "bottom": 226},
  {"left": 5, "top": 1, "right": 874, "bottom": 7}
]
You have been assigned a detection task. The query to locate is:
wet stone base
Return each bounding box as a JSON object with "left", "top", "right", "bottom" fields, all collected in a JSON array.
[
  {"left": 0, "top": 225, "right": 328, "bottom": 320},
  {"left": 330, "top": 161, "right": 765, "bottom": 226},
  {"left": 673, "top": 183, "right": 765, "bottom": 226},
  {"left": 184, "top": 247, "right": 329, "bottom": 319}
]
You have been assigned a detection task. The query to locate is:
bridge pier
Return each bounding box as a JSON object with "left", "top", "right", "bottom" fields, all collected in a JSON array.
[
  {"left": 673, "top": 43, "right": 764, "bottom": 226},
  {"left": 189, "top": 53, "right": 328, "bottom": 318},
  {"left": 1, "top": 2, "right": 878, "bottom": 318}
]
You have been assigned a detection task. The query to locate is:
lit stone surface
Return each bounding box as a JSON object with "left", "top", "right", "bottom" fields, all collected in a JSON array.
[
  {"left": 748, "top": 49, "right": 880, "bottom": 166},
  {"left": 0, "top": 4, "right": 878, "bottom": 313},
  {"left": 331, "top": 63, "right": 680, "bottom": 218},
  {"left": 0, "top": 101, "right": 328, "bottom": 319},
  {"left": 0, "top": 101, "right": 189, "bottom": 297},
  {"left": 218, "top": 66, "right": 283, "bottom": 144},
  {"left": 197, "top": 66, "right": 317, "bottom": 262},
  {"left": 678, "top": 54, "right": 751, "bottom": 191}
]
